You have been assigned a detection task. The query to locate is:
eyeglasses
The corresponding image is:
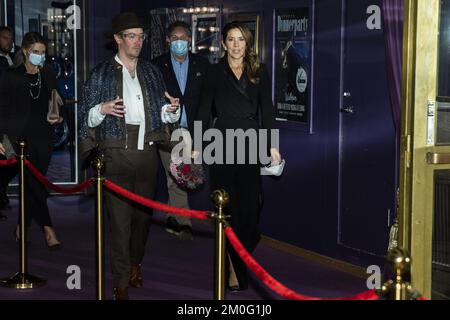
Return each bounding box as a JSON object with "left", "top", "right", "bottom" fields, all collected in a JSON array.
[{"left": 121, "top": 33, "right": 147, "bottom": 41}]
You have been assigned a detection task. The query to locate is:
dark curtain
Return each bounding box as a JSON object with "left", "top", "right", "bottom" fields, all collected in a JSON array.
[
  {"left": 382, "top": 0, "right": 404, "bottom": 133},
  {"left": 382, "top": 0, "right": 404, "bottom": 220}
]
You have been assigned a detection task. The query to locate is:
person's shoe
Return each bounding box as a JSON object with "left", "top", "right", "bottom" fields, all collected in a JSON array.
[
  {"left": 178, "top": 225, "right": 193, "bottom": 240},
  {"left": 13, "top": 225, "right": 32, "bottom": 245},
  {"left": 166, "top": 217, "right": 193, "bottom": 240},
  {"left": 113, "top": 287, "right": 129, "bottom": 300},
  {"left": 227, "top": 285, "right": 242, "bottom": 292},
  {"left": 129, "top": 265, "right": 143, "bottom": 288},
  {"left": 44, "top": 226, "right": 61, "bottom": 250}
]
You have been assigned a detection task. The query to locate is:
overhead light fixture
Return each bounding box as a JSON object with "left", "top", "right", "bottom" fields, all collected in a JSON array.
[{"left": 182, "top": 6, "right": 220, "bottom": 14}]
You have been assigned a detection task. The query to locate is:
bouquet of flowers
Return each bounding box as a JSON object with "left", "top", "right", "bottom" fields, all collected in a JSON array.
[{"left": 169, "top": 154, "right": 205, "bottom": 190}]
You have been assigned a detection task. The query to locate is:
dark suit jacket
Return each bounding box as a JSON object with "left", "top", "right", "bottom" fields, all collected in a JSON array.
[
  {"left": 0, "top": 55, "right": 12, "bottom": 79},
  {"left": 152, "top": 52, "right": 209, "bottom": 135}
]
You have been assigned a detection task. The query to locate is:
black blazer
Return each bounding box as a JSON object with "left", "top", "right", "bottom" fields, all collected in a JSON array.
[
  {"left": 196, "top": 58, "right": 276, "bottom": 132},
  {"left": 0, "top": 63, "right": 57, "bottom": 144},
  {"left": 152, "top": 52, "right": 209, "bottom": 135},
  {"left": 0, "top": 55, "right": 11, "bottom": 79}
]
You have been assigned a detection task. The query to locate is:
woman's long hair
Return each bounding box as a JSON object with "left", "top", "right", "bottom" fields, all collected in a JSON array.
[
  {"left": 14, "top": 32, "right": 47, "bottom": 66},
  {"left": 222, "top": 21, "right": 261, "bottom": 84}
]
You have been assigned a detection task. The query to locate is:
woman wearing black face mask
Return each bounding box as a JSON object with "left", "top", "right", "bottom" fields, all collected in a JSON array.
[{"left": 0, "top": 32, "right": 61, "bottom": 249}]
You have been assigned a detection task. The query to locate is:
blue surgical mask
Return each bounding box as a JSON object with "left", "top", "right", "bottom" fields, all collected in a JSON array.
[
  {"left": 29, "top": 52, "right": 46, "bottom": 66},
  {"left": 170, "top": 40, "right": 188, "bottom": 56}
]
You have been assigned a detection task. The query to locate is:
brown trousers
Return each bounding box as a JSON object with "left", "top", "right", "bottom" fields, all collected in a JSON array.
[{"left": 103, "top": 125, "right": 158, "bottom": 288}]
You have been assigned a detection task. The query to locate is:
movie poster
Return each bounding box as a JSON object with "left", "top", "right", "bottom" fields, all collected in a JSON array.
[{"left": 274, "top": 8, "right": 311, "bottom": 123}]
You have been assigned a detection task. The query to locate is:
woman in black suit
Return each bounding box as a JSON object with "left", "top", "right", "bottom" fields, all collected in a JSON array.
[
  {"left": 196, "top": 22, "right": 282, "bottom": 291},
  {"left": 0, "top": 32, "right": 61, "bottom": 248}
]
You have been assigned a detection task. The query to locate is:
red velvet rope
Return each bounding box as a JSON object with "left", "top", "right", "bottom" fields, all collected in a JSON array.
[
  {"left": 225, "top": 226, "right": 379, "bottom": 300},
  {"left": 0, "top": 158, "right": 18, "bottom": 166},
  {"left": 104, "top": 179, "right": 209, "bottom": 220},
  {"left": 25, "top": 160, "right": 93, "bottom": 194}
]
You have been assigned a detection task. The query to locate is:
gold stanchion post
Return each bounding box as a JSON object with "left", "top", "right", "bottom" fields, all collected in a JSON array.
[
  {"left": 0, "top": 140, "right": 46, "bottom": 289},
  {"left": 379, "top": 247, "right": 423, "bottom": 300},
  {"left": 92, "top": 156, "right": 105, "bottom": 300},
  {"left": 211, "top": 189, "right": 229, "bottom": 300}
]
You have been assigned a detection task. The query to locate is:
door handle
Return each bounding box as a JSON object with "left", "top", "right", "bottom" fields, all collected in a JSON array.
[
  {"left": 426, "top": 152, "right": 450, "bottom": 164},
  {"left": 340, "top": 106, "right": 354, "bottom": 114}
]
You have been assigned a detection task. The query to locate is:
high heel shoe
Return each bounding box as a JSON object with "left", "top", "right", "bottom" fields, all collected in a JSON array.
[
  {"left": 44, "top": 226, "right": 61, "bottom": 250},
  {"left": 13, "top": 225, "right": 31, "bottom": 245},
  {"left": 227, "top": 285, "right": 242, "bottom": 292}
]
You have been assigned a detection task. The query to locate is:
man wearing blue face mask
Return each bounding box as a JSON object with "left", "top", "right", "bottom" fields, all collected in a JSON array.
[{"left": 152, "top": 21, "right": 209, "bottom": 240}]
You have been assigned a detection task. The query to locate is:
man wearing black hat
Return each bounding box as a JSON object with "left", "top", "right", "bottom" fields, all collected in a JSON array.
[{"left": 78, "top": 12, "right": 180, "bottom": 300}]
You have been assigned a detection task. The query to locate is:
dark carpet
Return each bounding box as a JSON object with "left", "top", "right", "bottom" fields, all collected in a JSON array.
[{"left": 0, "top": 195, "right": 368, "bottom": 300}]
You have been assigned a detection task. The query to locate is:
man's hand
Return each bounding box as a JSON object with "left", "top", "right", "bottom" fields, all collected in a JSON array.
[
  {"left": 165, "top": 92, "right": 180, "bottom": 113},
  {"left": 100, "top": 96, "right": 126, "bottom": 118},
  {"left": 191, "top": 150, "right": 200, "bottom": 160},
  {"left": 0, "top": 142, "right": 5, "bottom": 156}
]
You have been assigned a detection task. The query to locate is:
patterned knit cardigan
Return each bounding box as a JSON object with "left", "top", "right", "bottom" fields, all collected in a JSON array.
[{"left": 78, "top": 57, "right": 167, "bottom": 158}]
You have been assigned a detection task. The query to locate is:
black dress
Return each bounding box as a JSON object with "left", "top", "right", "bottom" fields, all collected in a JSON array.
[
  {"left": 197, "top": 58, "right": 276, "bottom": 289},
  {"left": 0, "top": 64, "right": 56, "bottom": 228}
]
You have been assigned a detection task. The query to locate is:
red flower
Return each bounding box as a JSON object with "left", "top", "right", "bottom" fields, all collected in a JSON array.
[{"left": 181, "top": 164, "right": 191, "bottom": 175}]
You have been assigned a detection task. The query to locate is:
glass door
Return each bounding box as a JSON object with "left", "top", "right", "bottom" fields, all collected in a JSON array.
[
  {"left": 3, "top": 0, "right": 84, "bottom": 185},
  {"left": 399, "top": 0, "right": 450, "bottom": 299}
]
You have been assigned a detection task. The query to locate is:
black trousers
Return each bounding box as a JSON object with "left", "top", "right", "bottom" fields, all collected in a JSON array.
[
  {"left": 0, "top": 155, "right": 16, "bottom": 201},
  {"left": 20, "top": 137, "right": 54, "bottom": 228},
  {"left": 210, "top": 163, "right": 261, "bottom": 290},
  {"left": 103, "top": 133, "right": 158, "bottom": 288}
]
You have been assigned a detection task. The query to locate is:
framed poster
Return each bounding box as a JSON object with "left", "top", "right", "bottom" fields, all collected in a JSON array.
[
  {"left": 228, "top": 13, "right": 260, "bottom": 57},
  {"left": 273, "top": 7, "right": 313, "bottom": 129}
]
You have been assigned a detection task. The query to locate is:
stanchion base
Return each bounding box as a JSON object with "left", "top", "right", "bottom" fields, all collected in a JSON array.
[{"left": 0, "top": 273, "right": 47, "bottom": 289}]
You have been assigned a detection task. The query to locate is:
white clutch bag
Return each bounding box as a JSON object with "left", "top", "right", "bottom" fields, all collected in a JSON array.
[
  {"left": 2, "top": 134, "right": 16, "bottom": 158},
  {"left": 260, "top": 159, "right": 285, "bottom": 176}
]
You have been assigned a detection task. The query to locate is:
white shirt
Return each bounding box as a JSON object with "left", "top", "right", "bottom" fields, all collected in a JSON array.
[{"left": 88, "top": 55, "right": 180, "bottom": 150}]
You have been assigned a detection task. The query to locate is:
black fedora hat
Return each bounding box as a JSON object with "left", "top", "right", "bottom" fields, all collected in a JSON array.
[{"left": 105, "top": 12, "right": 144, "bottom": 38}]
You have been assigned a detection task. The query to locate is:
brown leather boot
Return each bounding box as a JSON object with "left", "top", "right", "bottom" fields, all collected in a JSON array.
[
  {"left": 129, "top": 265, "right": 143, "bottom": 288},
  {"left": 113, "top": 287, "right": 129, "bottom": 300}
]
